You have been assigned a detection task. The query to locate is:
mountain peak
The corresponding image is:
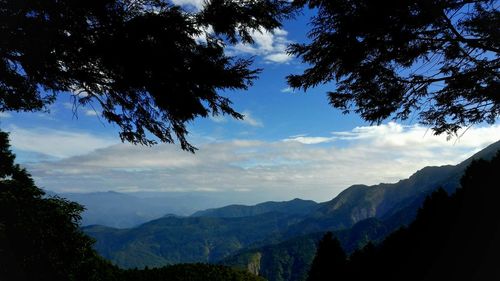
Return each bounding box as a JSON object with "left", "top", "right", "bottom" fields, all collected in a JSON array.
[{"left": 309, "top": 139, "right": 500, "bottom": 230}]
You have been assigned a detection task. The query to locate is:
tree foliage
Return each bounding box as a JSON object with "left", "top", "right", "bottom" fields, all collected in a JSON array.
[
  {"left": 118, "top": 263, "right": 265, "bottom": 281},
  {"left": 289, "top": 0, "right": 499, "bottom": 136},
  {"left": 4, "top": 0, "right": 497, "bottom": 148},
  {"left": 0, "top": 130, "right": 113, "bottom": 281},
  {"left": 306, "top": 232, "right": 347, "bottom": 281},
  {"left": 0, "top": 0, "right": 291, "bottom": 151}
]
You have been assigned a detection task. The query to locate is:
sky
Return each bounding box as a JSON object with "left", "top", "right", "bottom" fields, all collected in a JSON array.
[{"left": 1, "top": 1, "right": 500, "bottom": 203}]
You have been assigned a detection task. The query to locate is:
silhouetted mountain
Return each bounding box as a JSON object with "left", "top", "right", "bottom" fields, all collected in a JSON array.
[
  {"left": 307, "top": 152, "right": 500, "bottom": 281},
  {"left": 192, "top": 198, "right": 319, "bottom": 218},
  {"left": 284, "top": 140, "right": 500, "bottom": 235}
]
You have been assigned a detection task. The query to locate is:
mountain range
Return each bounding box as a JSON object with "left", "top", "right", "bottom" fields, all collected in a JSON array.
[
  {"left": 299, "top": 152, "right": 500, "bottom": 281},
  {"left": 83, "top": 140, "right": 500, "bottom": 281},
  {"left": 191, "top": 198, "right": 319, "bottom": 218},
  {"left": 50, "top": 191, "right": 276, "bottom": 228}
]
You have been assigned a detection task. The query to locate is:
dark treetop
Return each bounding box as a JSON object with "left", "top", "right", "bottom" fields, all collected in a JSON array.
[
  {"left": 0, "top": 0, "right": 291, "bottom": 151},
  {"left": 3, "top": 0, "right": 498, "bottom": 150},
  {"left": 289, "top": 0, "right": 499, "bottom": 136}
]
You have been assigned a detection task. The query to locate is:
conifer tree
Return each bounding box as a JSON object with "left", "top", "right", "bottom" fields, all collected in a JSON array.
[
  {"left": 0, "top": 130, "right": 107, "bottom": 281},
  {"left": 306, "top": 232, "right": 347, "bottom": 281}
]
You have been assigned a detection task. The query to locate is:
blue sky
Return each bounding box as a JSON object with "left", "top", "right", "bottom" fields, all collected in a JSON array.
[{"left": 1, "top": 1, "right": 499, "bottom": 203}]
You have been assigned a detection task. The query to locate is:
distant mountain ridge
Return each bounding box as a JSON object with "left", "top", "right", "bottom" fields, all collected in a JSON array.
[
  {"left": 222, "top": 140, "right": 500, "bottom": 281},
  {"left": 84, "top": 140, "right": 500, "bottom": 276},
  {"left": 191, "top": 198, "right": 319, "bottom": 218},
  {"left": 53, "top": 191, "right": 278, "bottom": 228},
  {"left": 284, "top": 140, "right": 500, "bottom": 236},
  {"left": 54, "top": 191, "right": 197, "bottom": 228}
]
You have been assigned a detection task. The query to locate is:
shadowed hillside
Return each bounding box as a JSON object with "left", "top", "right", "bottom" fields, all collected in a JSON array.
[
  {"left": 84, "top": 212, "right": 304, "bottom": 268},
  {"left": 305, "top": 152, "right": 500, "bottom": 281}
]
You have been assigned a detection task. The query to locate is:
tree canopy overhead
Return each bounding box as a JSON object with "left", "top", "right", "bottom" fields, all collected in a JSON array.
[
  {"left": 0, "top": 0, "right": 291, "bottom": 152},
  {"left": 2, "top": 0, "right": 499, "bottom": 151},
  {"left": 289, "top": 0, "right": 499, "bottom": 136}
]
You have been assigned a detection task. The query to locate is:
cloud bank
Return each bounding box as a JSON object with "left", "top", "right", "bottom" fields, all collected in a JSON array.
[
  {"left": 8, "top": 126, "right": 117, "bottom": 159},
  {"left": 16, "top": 123, "right": 500, "bottom": 201}
]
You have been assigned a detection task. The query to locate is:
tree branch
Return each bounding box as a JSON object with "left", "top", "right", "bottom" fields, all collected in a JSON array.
[{"left": 441, "top": 10, "right": 500, "bottom": 53}]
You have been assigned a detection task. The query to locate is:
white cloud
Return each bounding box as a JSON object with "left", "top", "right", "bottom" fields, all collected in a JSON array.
[
  {"left": 209, "top": 114, "right": 227, "bottom": 123},
  {"left": 264, "top": 53, "right": 292, "bottom": 63},
  {"left": 241, "top": 111, "right": 263, "bottom": 127},
  {"left": 7, "top": 126, "right": 117, "bottom": 159},
  {"left": 171, "top": 0, "right": 205, "bottom": 10},
  {"left": 84, "top": 109, "right": 99, "bottom": 116},
  {"left": 283, "top": 136, "right": 335, "bottom": 144},
  {"left": 284, "top": 122, "right": 500, "bottom": 147},
  {"left": 332, "top": 122, "right": 500, "bottom": 148},
  {"left": 281, "top": 87, "right": 294, "bottom": 93},
  {"left": 23, "top": 123, "right": 500, "bottom": 201},
  {"left": 228, "top": 28, "right": 293, "bottom": 63},
  {"left": 62, "top": 102, "right": 100, "bottom": 117},
  {"left": 167, "top": 1, "right": 293, "bottom": 63},
  {"left": 209, "top": 111, "right": 262, "bottom": 127}
]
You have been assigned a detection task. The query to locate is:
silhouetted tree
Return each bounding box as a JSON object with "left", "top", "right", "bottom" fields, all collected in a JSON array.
[
  {"left": 306, "top": 232, "right": 347, "bottom": 281},
  {"left": 348, "top": 241, "right": 377, "bottom": 280},
  {"left": 0, "top": 0, "right": 291, "bottom": 151},
  {"left": 339, "top": 152, "right": 500, "bottom": 281},
  {"left": 288, "top": 0, "right": 499, "bottom": 136},
  {"left": 0, "top": 130, "right": 115, "bottom": 280}
]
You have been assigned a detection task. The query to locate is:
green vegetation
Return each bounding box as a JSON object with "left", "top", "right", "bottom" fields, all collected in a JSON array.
[
  {"left": 222, "top": 217, "right": 391, "bottom": 281},
  {"left": 223, "top": 233, "right": 321, "bottom": 281},
  {"left": 85, "top": 212, "right": 304, "bottom": 268},
  {"left": 117, "top": 263, "right": 265, "bottom": 281}
]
